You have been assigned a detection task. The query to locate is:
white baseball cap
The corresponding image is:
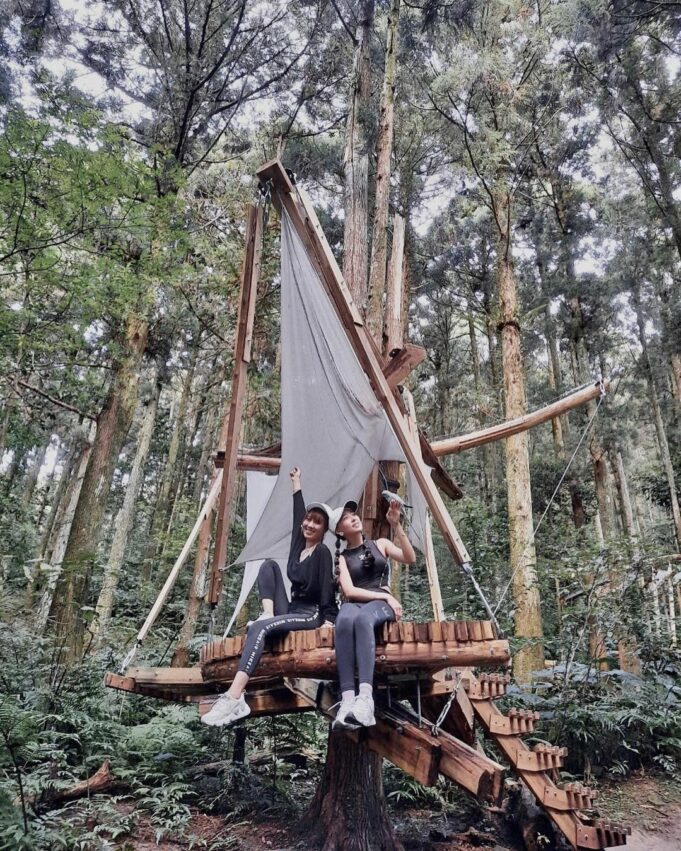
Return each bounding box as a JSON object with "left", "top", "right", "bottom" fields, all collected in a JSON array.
[
  {"left": 305, "top": 502, "right": 332, "bottom": 527},
  {"left": 328, "top": 500, "right": 359, "bottom": 535}
]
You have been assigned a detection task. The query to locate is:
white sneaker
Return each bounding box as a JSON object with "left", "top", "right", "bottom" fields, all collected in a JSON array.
[
  {"left": 346, "top": 694, "right": 375, "bottom": 727},
  {"left": 332, "top": 699, "right": 358, "bottom": 730},
  {"left": 246, "top": 612, "right": 272, "bottom": 628},
  {"left": 201, "top": 693, "right": 251, "bottom": 727}
]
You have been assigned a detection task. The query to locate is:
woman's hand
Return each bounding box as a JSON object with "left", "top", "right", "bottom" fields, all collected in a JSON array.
[
  {"left": 386, "top": 499, "right": 402, "bottom": 529},
  {"left": 385, "top": 594, "right": 403, "bottom": 621},
  {"left": 290, "top": 466, "right": 301, "bottom": 482}
]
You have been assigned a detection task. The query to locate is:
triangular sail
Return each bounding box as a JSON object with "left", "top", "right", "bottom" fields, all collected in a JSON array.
[{"left": 232, "top": 209, "right": 429, "bottom": 574}]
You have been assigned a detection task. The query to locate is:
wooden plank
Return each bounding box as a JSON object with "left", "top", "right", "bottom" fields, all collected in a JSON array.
[
  {"left": 415, "top": 622, "right": 429, "bottom": 643},
  {"left": 208, "top": 203, "right": 264, "bottom": 604},
  {"left": 431, "top": 380, "right": 608, "bottom": 457},
  {"left": 259, "top": 160, "right": 474, "bottom": 573},
  {"left": 428, "top": 621, "right": 443, "bottom": 642},
  {"left": 125, "top": 667, "right": 204, "bottom": 685},
  {"left": 383, "top": 344, "right": 427, "bottom": 389},
  {"left": 469, "top": 621, "right": 483, "bottom": 641}
]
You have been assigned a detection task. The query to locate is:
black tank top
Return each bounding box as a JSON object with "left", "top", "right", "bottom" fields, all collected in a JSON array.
[{"left": 343, "top": 539, "right": 390, "bottom": 590}]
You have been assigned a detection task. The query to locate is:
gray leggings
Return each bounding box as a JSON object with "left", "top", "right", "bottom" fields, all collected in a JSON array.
[
  {"left": 238, "top": 559, "right": 322, "bottom": 676},
  {"left": 335, "top": 600, "right": 395, "bottom": 693}
]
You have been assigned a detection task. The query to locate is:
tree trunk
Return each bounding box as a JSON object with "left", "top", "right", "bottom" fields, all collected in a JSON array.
[
  {"left": 20, "top": 443, "right": 48, "bottom": 510},
  {"left": 47, "top": 314, "right": 148, "bottom": 662},
  {"left": 36, "top": 421, "right": 97, "bottom": 632},
  {"left": 342, "top": 0, "right": 375, "bottom": 313},
  {"left": 92, "top": 372, "right": 160, "bottom": 646},
  {"left": 302, "top": 732, "right": 404, "bottom": 851},
  {"left": 468, "top": 303, "right": 494, "bottom": 502},
  {"left": 367, "top": 0, "right": 400, "bottom": 342},
  {"left": 312, "top": 9, "right": 401, "bottom": 839},
  {"left": 495, "top": 188, "right": 544, "bottom": 682},
  {"left": 634, "top": 291, "right": 681, "bottom": 550}
]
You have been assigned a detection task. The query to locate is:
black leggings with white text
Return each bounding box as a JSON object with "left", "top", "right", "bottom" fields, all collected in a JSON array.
[{"left": 237, "top": 559, "right": 322, "bottom": 676}]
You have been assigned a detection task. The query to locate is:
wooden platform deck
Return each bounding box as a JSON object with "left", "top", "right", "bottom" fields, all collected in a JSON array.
[{"left": 104, "top": 621, "right": 629, "bottom": 850}]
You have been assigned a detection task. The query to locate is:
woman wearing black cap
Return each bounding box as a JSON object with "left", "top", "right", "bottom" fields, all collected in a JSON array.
[
  {"left": 202, "top": 466, "right": 337, "bottom": 727},
  {"left": 328, "top": 498, "right": 416, "bottom": 728}
]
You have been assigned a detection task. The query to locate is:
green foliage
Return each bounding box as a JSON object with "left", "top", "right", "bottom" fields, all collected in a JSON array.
[{"left": 511, "top": 665, "right": 681, "bottom": 779}]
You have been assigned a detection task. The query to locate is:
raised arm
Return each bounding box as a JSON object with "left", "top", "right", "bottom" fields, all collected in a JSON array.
[
  {"left": 289, "top": 466, "right": 305, "bottom": 556},
  {"left": 376, "top": 500, "right": 416, "bottom": 565},
  {"left": 337, "top": 555, "right": 403, "bottom": 620}
]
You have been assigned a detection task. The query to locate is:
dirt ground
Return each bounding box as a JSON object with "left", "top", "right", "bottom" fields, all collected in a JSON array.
[{"left": 115, "top": 773, "right": 681, "bottom": 851}]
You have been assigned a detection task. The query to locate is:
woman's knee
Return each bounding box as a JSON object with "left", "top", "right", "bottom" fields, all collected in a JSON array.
[
  {"left": 258, "top": 559, "right": 279, "bottom": 579},
  {"left": 335, "top": 606, "right": 357, "bottom": 636}
]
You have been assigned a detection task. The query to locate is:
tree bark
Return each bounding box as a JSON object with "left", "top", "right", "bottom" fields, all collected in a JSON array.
[
  {"left": 47, "top": 314, "right": 148, "bottom": 662},
  {"left": 35, "top": 421, "right": 97, "bottom": 632},
  {"left": 496, "top": 188, "right": 544, "bottom": 682},
  {"left": 92, "top": 371, "right": 160, "bottom": 646},
  {"left": 367, "top": 0, "right": 400, "bottom": 341},
  {"left": 302, "top": 732, "right": 404, "bottom": 851},
  {"left": 342, "top": 0, "right": 375, "bottom": 313},
  {"left": 634, "top": 290, "right": 681, "bottom": 550}
]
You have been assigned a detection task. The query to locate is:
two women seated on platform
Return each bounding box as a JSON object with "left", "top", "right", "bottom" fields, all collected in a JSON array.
[
  {"left": 202, "top": 466, "right": 337, "bottom": 727},
  {"left": 327, "top": 497, "right": 415, "bottom": 729}
]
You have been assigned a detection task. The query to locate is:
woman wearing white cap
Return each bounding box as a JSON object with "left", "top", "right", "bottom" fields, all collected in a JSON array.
[
  {"left": 202, "top": 466, "right": 337, "bottom": 727},
  {"left": 327, "top": 497, "right": 416, "bottom": 728}
]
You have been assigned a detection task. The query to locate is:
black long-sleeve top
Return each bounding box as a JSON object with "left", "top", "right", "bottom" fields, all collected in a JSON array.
[{"left": 287, "top": 491, "right": 338, "bottom": 624}]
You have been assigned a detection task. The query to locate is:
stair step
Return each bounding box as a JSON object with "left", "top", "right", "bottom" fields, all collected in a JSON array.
[
  {"left": 465, "top": 673, "right": 511, "bottom": 700},
  {"left": 515, "top": 743, "right": 568, "bottom": 771},
  {"left": 541, "top": 782, "right": 598, "bottom": 811},
  {"left": 488, "top": 708, "right": 540, "bottom": 735},
  {"left": 576, "top": 819, "right": 631, "bottom": 849}
]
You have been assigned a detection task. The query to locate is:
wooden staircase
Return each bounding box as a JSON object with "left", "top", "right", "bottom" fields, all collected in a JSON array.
[{"left": 460, "top": 672, "right": 630, "bottom": 850}]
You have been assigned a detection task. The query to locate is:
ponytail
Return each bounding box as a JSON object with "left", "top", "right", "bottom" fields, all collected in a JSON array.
[{"left": 334, "top": 536, "right": 342, "bottom": 583}]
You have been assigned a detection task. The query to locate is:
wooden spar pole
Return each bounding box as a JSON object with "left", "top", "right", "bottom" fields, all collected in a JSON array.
[
  {"left": 134, "top": 471, "right": 223, "bottom": 645},
  {"left": 403, "top": 386, "right": 444, "bottom": 620},
  {"left": 235, "top": 381, "right": 604, "bottom": 472},
  {"left": 207, "top": 203, "right": 264, "bottom": 605},
  {"left": 256, "top": 160, "right": 473, "bottom": 574},
  {"left": 431, "top": 380, "right": 607, "bottom": 457}
]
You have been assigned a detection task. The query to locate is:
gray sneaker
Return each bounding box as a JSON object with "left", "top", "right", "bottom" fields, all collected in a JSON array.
[
  {"left": 346, "top": 694, "right": 375, "bottom": 727},
  {"left": 201, "top": 693, "right": 251, "bottom": 727}
]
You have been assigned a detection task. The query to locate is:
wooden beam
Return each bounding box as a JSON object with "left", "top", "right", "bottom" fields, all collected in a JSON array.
[
  {"left": 256, "top": 160, "right": 472, "bottom": 569},
  {"left": 431, "top": 381, "right": 607, "bottom": 457},
  {"left": 134, "top": 471, "right": 223, "bottom": 644},
  {"left": 208, "top": 204, "right": 264, "bottom": 605},
  {"left": 202, "top": 638, "right": 511, "bottom": 683},
  {"left": 234, "top": 453, "right": 281, "bottom": 472}
]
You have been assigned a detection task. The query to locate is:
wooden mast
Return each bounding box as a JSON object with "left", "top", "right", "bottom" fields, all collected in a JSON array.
[{"left": 207, "top": 203, "right": 264, "bottom": 605}]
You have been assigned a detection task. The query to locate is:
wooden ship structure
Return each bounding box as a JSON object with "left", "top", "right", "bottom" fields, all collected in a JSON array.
[{"left": 106, "top": 160, "right": 629, "bottom": 851}]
